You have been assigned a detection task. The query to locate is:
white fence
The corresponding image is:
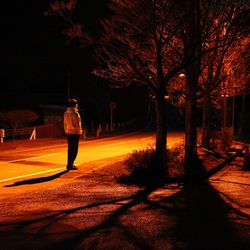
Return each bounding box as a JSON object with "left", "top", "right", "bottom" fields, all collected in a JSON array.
[{"left": 0, "top": 127, "right": 36, "bottom": 143}]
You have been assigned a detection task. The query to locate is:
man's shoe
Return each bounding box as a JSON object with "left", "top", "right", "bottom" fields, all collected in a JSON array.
[{"left": 67, "top": 165, "right": 78, "bottom": 170}]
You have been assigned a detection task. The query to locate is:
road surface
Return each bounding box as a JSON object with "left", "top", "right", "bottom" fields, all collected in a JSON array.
[
  {"left": 0, "top": 131, "right": 184, "bottom": 188},
  {"left": 0, "top": 131, "right": 249, "bottom": 250}
]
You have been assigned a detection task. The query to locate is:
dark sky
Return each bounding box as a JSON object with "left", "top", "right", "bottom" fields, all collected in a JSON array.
[
  {"left": 1, "top": 1, "right": 59, "bottom": 85},
  {"left": 0, "top": 0, "right": 104, "bottom": 107},
  {"left": 0, "top": 0, "right": 149, "bottom": 128}
]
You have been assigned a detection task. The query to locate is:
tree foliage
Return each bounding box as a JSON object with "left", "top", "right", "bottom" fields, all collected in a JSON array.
[
  {"left": 45, "top": 0, "right": 250, "bottom": 178},
  {"left": 198, "top": 1, "right": 250, "bottom": 149},
  {"left": 0, "top": 109, "right": 38, "bottom": 129}
]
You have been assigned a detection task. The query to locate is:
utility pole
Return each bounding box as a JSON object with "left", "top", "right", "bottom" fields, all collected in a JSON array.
[
  {"left": 67, "top": 67, "right": 71, "bottom": 99},
  {"left": 110, "top": 102, "right": 116, "bottom": 132},
  {"left": 232, "top": 95, "right": 235, "bottom": 136},
  {"left": 222, "top": 94, "right": 228, "bottom": 128}
]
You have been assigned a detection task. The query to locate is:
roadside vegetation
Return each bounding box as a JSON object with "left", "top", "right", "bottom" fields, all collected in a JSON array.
[
  {"left": 117, "top": 134, "right": 247, "bottom": 186},
  {"left": 117, "top": 144, "right": 184, "bottom": 186}
]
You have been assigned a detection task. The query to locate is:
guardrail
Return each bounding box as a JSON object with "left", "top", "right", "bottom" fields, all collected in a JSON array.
[{"left": 0, "top": 127, "right": 36, "bottom": 142}]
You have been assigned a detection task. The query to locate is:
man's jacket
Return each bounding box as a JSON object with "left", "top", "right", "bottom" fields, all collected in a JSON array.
[{"left": 63, "top": 107, "right": 83, "bottom": 135}]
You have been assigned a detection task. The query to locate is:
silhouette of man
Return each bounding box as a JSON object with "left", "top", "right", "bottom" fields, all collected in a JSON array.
[{"left": 63, "top": 98, "right": 83, "bottom": 170}]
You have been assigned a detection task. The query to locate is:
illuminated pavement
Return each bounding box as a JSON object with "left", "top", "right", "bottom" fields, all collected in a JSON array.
[
  {"left": 0, "top": 131, "right": 183, "bottom": 187},
  {"left": 0, "top": 133, "right": 249, "bottom": 249}
]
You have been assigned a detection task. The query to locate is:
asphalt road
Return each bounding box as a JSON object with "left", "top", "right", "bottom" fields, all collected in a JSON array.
[
  {"left": 0, "top": 131, "right": 249, "bottom": 250},
  {"left": 0, "top": 131, "right": 184, "bottom": 191}
]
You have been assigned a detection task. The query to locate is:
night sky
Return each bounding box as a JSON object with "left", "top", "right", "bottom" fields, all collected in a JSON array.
[
  {"left": 0, "top": 1, "right": 109, "bottom": 101},
  {"left": 0, "top": 0, "right": 149, "bottom": 128},
  {"left": 1, "top": 1, "right": 70, "bottom": 105}
]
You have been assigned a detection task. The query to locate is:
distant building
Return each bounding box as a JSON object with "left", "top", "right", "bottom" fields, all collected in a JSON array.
[{"left": 37, "top": 105, "right": 65, "bottom": 138}]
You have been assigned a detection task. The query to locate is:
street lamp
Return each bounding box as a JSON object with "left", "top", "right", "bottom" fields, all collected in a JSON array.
[{"left": 179, "top": 73, "right": 186, "bottom": 79}]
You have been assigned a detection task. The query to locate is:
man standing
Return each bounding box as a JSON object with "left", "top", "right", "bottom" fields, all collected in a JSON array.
[{"left": 64, "top": 98, "right": 83, "bottom": 170}]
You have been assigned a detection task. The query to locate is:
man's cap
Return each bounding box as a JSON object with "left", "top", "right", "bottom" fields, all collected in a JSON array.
[
  {"left": 68, "top": 98, "right": 78, "bottom": 104},
  {"left": 67, "top": 98, "right": 78, "bottom": 107}
]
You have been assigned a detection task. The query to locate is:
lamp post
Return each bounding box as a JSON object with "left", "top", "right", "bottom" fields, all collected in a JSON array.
[
  {"left": 221, "top": 94, "right": 228, "bottom": 128},
  {"left": 232, "top": 95, "right": 235, "bottom": 135},
  {"left": 110, "top": 102, "right": 116, "bottom": 132},
  {"left": 221, "top": 93, "right": 235, "bottom": 138}
]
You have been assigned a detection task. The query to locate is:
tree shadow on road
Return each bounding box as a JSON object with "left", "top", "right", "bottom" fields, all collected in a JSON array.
[
  {"left": 171, "top": 181, "right": 249, "bottom": 250},
  {"left": 0, "top": 184, "right": 161, "bottom": 250},
  {"left": 4, "top": 169, "right": 68, "bottom": 187},
  {"left": 1, "top": 158, "right": 249, "bottom": 249}
]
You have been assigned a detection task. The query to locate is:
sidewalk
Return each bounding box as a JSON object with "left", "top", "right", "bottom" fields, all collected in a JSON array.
[{"left": 0, "top": 147, "right": 249, "bottom": 250}]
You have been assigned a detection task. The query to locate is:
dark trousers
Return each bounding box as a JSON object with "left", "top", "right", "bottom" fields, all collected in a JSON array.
[{"left": 66, "top": 134, "right": 80, "bottom": 167}]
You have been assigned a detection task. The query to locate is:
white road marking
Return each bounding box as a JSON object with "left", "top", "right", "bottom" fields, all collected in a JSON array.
[
  {"left": 0, "top": 153, "right": 62, "bottom": 165},
  {"left": 0, "top": 162, "right": 114, "bottom": 183},
  {"left": 0, "top": 167, "right": 65, "bottom": 183},
  {"left": 0, "top": 136, "right": 184, "bottom": 184}
]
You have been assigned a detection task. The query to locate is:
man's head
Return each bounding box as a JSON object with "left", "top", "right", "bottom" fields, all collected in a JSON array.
[{"left": 67, "top": 98, "right": 78, "bottom": 108}]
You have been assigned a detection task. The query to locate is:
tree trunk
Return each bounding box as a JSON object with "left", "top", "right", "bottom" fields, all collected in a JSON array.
[
  {"left": 154, "top": 92, "right": 168, "bottom": 177},
  {"left": 202, "top": 95, "right": 212, "bottom": 149},
  {"left": 184, "top": 83, "right": 198, "bottom": 173},
  {"left": 183, "top": 0, "right": 201, "bottom": 177}
]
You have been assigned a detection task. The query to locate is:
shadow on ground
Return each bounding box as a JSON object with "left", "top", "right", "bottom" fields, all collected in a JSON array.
[
  {"left": 0, "top": 157, "right": 249, "bottom": 249},
  {"left": 4, "top": 170, "right": 68, "bottom": 187}
]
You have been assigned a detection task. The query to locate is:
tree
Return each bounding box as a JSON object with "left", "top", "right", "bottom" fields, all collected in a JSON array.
[
  {"left": 181, "top": 0, "right": 250, "bottom": 173},
  {"left": 222, "top": 37, "right": 250, "bottom": 138},
  {"left": 92, "top": 0, "right": 188, "bottom": 176},
  {"left": 180, "top": 0, "right": 202, "bottom": 174},
  {"left": 0, "top": 109, "right": 38, "bottom": 129},
  {"left": 45, "top": 0, "right": 249, "bottom": 179},
  {"left": 198, "top": 1, "right": 250, "bottom": 149},
  {"left": 46, "top": 0, "right": 189, "bottom": 176}
]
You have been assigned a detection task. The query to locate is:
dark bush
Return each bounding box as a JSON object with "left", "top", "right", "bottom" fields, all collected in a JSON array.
[{"left": 118, "top": 144, "right": 184, "bottom": 186}]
